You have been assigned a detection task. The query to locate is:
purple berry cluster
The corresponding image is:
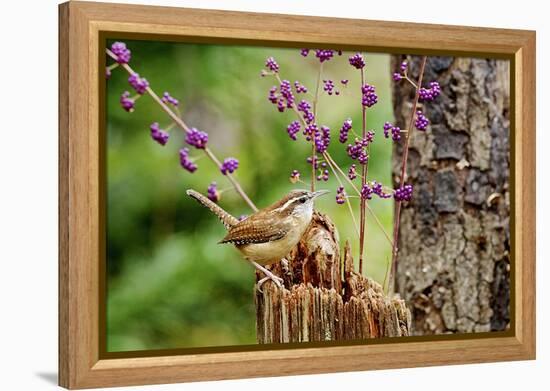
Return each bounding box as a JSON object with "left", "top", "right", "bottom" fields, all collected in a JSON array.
[
  {"left": 150, "top": 122, "right": 169, "bottom": 146},
  {"left": 314, "top": 125, "right": 331, "bottom": 153},
  {"left": 290, "top": 169, "right": 300, "bottom": 183},
  {"left": 348, "top": 53, "right": 366, "bottom": 69},
  {"left": 128, "top": 73, "right": 149, "bottom": 95},
  {"left": 297, "top": 99, "right": 315, "bottom": 125},
  {"left": 317, "top": 168, "right": 329, "bottom": 182},
  {"left": 268, "top": 80, "right": 295, "bottom": 113},
  {"left": 414, "top": 110, "right": 429, "bottom": 131},
  {"left": 220, "top": 157, "right": 239, "bottom": 175},
  {"left": 161, "top": 91, "right": 179, "bottom": 107},
  {"left": 323, "top": 79, "right": 338, "bottom": 95},
  {"left": 287, "top": 121, "right": 301, "bottom": 141},
  {"left": 315, "top": 49, "right": 335, "bottom": 63},
  {"left": 339, "top": 119, "right": 352, "bottom": 143},
  {"left": 300, "top": 49, "right": 310, "bottom": 57},
  {"left": 419, "top": 81, "right": 441, "bottom": 102},
  {"left": 179, "top": 148, "right": 197, "bottom": 173},
  {"left": 361, "top": 181, "right": 392, "bottom": 200},
  {"left": 392, "top": 61, "right": 408, "bottom": 82},
  {"left": 120, "top": 91, "right": 135, "bottom": 112},
  {"left": 207, "top": 182, "right": 220, "bottom": 202},
  {"left": 361, "top": 84, "right": 378, "bottom": 107},
  {"left": 304, "top": 123, "right": 317, "bottom": 142},
  {"left": 185, "top": 127, "right": 209, "bottom": 149},
  {"left": 394, "top": 184, "right": 413, "bottom": 202},
  {"left": 347, "top": 137, "right": 369, "bottom": 165},
  {"left": 371, "top": 181, "right": 392, "bottom": 199},
  {"left": 111, "top": 42, "right": 131, "bottom": 64},
  {"left": 265, "top": 57, "right": 279, "bottom": 73},
  {"left": 383, "top": 121, "right": 401, "bottom": 141},
  {"left": 360, "top": 183, "right": 374, "bottom": 200},
  {"left": 336, "top": 186, "right": 346, "bottom": 204},
  {"left": 348, "top": 164, "right": 357, "bottom": 180},
  {"left": 294, "top": 81, "right": 308, "bottom": 93}
]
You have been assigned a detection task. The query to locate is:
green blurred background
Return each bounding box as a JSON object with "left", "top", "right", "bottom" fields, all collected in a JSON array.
[{"left": 106, "top": 40, "right": 394, "bottom": 352}]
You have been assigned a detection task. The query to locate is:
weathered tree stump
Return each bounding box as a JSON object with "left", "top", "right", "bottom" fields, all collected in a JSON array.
[{"left": 255, "top": 212, "right": 411, "bottom": 343}]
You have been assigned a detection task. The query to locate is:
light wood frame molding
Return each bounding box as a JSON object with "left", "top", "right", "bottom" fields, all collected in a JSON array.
[{"left": 58, "top": 1, "right": 536, "bottom": 389}]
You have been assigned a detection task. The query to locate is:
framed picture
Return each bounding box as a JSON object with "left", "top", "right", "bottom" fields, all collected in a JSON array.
[{"left": 59, "top": 1, "right": 536, "bottom": 389}]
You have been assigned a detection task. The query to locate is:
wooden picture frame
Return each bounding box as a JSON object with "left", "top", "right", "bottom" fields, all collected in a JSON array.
[{"left": 59, "top": 1, "right": 536, "bottom": 388}]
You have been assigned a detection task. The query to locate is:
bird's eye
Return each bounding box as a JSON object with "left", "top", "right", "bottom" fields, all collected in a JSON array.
[{"left": 299, "top": 197, "right": 306, "bottom": 204}]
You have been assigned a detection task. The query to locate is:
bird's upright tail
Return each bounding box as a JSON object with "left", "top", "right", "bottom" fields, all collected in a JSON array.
[{"left": 186, "top": 189, "right": 239, "bottom": 229}]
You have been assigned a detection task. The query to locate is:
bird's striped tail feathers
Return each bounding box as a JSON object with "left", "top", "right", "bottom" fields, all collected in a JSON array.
[{"left": 186, "top": 189, "right": 239, "bottom": 229}]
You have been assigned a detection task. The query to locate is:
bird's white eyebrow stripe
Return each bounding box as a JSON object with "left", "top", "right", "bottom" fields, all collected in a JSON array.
[{"left": 272, "top": 196, "right": 301, "bottom": 213}]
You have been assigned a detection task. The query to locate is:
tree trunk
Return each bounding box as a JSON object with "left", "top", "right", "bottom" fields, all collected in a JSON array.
[
  {"left": 255, "top": 212, "right": 411, "bottom": 343},
  {"left": 391, "top": 56, "right": 511, "bottom": 335}
]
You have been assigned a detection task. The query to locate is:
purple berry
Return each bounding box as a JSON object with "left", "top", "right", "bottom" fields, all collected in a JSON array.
[
  {"left": 414, "top": 110, "right": 429, "bottom": 131},
  {"left": 323, "top": 79, "right": 336, "bottom": 95},
  {"left": 336, "top": 186, "right": 346, "bottom": 204},
  {"left": 394, "top": 184, "right": 413, "bottom": 202},
  {"left": 221, "top": 158, "right": 239, "bottom": 175},
  {"left": 128, "top": 73, "right": 149, "bottom": 95},
  {"left": 207, "top": 182, "right": 220, "bottom": 202},
  {"left": 315, "top": 49, "right": 335, "bottom": 63},
  {"left": 185, "top": 127, "right": 209, "bottom": 149},
  {"left": 290, "top": 169, "right": 300, "bottom": 183},
  {"left": 265, "top": 57, "right": 279, "bottom": 72},
  {"left": 348, "top": 53, "right": 366, "bottom": 69},
  {"left": 120, "top": 91, "right": 135, "bottom": 112},
  {"left": 339, "top": 119, "right": 352, "bottom": 143},
  {"left": 418, "top": 81, "right": 441, "bottom": 102},
  {"left": 150, "top": 122, "right": 169, "bottom": 145},
  {"left": 179, "top": 148, "right": 197, "bottom": 173},
  {"left": 294, "top": 81, "right": 308, "bottom": 93},
  {"left": 161, "top": 91, "right": 179, "bottom": 107},
  {"left": 361, "top": 84, "right": 378, "bottom": 107},
  {"left": 287, "top": 121, "right": 301, "bottom": 141},
  {"left": 111, "top": 42, "right": 131, "bottom": 64},
  {"left": 348, "top": 164, "right": 357, "bottom": 180}
]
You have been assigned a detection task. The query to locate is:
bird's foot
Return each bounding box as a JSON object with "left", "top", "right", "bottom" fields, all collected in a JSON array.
[
  {"left": 252, "top": 261, "right": 284, "bottom": 292},
  {"left": 256, "top": 274, "right": 284, "bottom": 292}
]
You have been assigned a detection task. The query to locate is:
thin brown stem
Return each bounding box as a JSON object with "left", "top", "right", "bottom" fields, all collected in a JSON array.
[
  {"left": 106, "top": 48, "right": 258, "bottom": 212},
  {"left": 311, "top": 63, "right": 324, "bottom": 192},
  {"left": 388, "top": 55, "right": 427, "bottom": 294},
  {"left": 323, "top": 152, "right": 393, "bottom": 246},
  {"left": 323, "top": 156, "right": 360, "bottom": 236},
  {"left": 358, "top": 69, "right": 368, "bottom": 275}
]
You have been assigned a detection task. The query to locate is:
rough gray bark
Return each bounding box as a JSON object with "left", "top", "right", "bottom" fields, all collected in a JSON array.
[
  {"left": 255, "top": 212, "right": 411, "bottom": 343},
  {"left": 391, "top": 56, "right": 511, "bottom": 335}
]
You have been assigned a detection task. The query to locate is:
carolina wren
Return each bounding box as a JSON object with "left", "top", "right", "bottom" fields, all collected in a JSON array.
[{"left": 186, "top": 189, "right": 329, "bottom": 289}]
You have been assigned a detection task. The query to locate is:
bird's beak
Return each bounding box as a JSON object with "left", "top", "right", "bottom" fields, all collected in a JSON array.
[{"left": 310, "top": 189, "right": 330, "bottom": 199}]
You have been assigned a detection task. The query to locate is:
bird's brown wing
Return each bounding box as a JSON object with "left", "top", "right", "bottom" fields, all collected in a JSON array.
[{"left": 219, "top": 212, "right": 289, "bottom": 245}]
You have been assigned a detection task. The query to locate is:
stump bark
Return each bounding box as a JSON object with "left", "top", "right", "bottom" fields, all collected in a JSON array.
[
  {"left": 255, "top": 212, "right": 411, "bottom": 343},
  {"left": 390, "top": 56, "right": 511, "bottom": 334}
]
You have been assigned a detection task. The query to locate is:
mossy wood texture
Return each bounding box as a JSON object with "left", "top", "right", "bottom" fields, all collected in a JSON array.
[
  {"left": 255, "top": 213, "right": 411, "bottom": 343},
  {"left": 391, "top": 56, "right": 511, "bottom": 335}
]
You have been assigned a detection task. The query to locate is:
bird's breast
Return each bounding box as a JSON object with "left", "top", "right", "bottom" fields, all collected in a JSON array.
[{"left": 238, "top": 216, "right": 311, "bottom": 265}]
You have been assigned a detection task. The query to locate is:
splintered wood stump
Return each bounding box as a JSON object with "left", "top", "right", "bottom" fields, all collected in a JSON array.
[{"left": 255, "top": 212, "right": 411, "bottom": 343}]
